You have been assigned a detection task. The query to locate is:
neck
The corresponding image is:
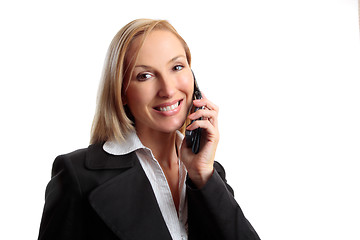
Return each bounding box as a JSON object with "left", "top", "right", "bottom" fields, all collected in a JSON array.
[{"left": 136, "top": 129, "right": 179, "bottom": 169}]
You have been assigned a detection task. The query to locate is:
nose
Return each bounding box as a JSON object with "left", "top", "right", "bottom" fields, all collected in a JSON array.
[{"left": 157, "top": 74, "right": 176, "bottom": 98}]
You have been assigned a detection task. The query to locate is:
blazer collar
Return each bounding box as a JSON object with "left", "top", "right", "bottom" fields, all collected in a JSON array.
[{"left": 85, "top": 143, "right": 173, "bottom": 240}]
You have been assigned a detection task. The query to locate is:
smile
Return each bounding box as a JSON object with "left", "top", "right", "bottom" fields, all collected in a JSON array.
[
  {"left": 153, "top": 99, "right": 183, "bottom": 115},
  {"left": 158, "top": 101, "right": 180, "bottom": 112}
]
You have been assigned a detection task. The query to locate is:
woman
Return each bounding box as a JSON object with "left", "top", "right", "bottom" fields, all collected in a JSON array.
[{"left": 38, "top": 19, "right": 260, "bottom": 240}]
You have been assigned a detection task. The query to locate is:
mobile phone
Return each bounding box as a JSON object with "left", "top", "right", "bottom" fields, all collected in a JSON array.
[{"left": 185, "top": 71, "right": 204, "bottom": 154}]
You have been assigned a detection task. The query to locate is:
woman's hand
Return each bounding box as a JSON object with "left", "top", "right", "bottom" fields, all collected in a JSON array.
[{"left": 180, "top": 94, "right": 219, "bottom": 188}]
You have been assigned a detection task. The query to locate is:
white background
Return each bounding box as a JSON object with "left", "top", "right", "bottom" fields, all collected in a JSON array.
[{"left": 0, "top": 0, "right": 359, "bottom": 239}]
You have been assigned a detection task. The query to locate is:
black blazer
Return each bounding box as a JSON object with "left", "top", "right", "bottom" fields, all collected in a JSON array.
[{"left": 38, "top": 143, "right": 260, "bottom": 240}]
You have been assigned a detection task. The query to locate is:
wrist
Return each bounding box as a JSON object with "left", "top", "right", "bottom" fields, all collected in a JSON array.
[{"left": 188, "top": 167, "right": 214, "bottom": 189}]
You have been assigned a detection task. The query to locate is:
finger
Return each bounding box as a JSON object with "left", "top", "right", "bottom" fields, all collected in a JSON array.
[
  {"left": 193, "top": 98, "right": 219, "bottom": 112},
  {"left": 189, "top": 108, "right": 217, "bottom": 120},
  {"left": 188, "top": 109, "right": 218, "bottom": 127},
  {"left": 186, "top": 119, "right": 217, "bottom": 136},
  {"left": 198, "top": 92, "right": 208, "bottom": 100}
]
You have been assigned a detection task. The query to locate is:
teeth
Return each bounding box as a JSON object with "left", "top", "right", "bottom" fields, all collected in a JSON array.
[{"left": 159, "top": 101, "right": 179, "bottom": 112}]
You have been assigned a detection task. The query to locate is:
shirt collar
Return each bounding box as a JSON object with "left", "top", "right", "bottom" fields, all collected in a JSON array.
[{"left": 103, "top": 130, "right": 184, "bottom": 156}]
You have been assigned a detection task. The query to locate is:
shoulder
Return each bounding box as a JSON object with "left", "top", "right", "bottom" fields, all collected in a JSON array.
[
  {"left": 48, "top": 143, "right": 138, "bottom": 195},
  {"left": 47, "top": 143, "right": 105, "bottom": 195},
  {"left": 51, "top": 147, "right": 87, "bottom": 176},
  {"left": 51, "top": 143, "right": 104, "bottom": 177}
]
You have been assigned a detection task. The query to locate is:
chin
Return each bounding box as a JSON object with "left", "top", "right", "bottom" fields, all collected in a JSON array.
[{"left": 158, "top": 119, "right": 186, "bottom": 133}]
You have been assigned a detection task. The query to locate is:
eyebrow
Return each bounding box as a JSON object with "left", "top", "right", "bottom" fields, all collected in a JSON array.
[
  {"left": 134, "top": 65, "right": 152, "bottom": 70},
  {"left": 134, "top": 55, "right": 186, "bottom": 69},
  {"left": 169, "top": 55, "right": 186, "bottom": 63}
]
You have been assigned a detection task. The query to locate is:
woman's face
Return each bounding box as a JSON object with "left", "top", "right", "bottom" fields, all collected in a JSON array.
[{"left": 125, "top": 30, "right": 194, "bottom": 135}]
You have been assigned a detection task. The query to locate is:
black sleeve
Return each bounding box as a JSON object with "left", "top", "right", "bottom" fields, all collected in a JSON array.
[
  {"left": 186, "top": 161, "right": 261, "bottom": 240},
  {"left": 38, "top": 155, "right": 84, "bottom": 240}
]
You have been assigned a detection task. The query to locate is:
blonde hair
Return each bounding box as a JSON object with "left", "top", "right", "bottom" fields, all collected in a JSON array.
[{"left": 90, "top": 19, "right": 192, "bottom": 144}]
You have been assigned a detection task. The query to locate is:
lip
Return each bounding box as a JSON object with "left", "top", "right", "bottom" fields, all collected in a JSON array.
[
  {"left": 153, "top": 99, "right": 183, "bottom": 116},
  {"left": 154, "top": 99, "right": 182, "bottom": 108}
]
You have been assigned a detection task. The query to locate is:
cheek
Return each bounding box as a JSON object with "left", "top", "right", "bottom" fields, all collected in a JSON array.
[
  {"left": 178, "top": 73, "right": 194, "bottom": 97},
  {"left": 126, "top": 84, "right": 151, "bottom": 109}
]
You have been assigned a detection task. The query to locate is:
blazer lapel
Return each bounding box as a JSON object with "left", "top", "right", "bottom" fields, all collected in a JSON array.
[{"left": 86, "top": 144, "right": 172, "bottom": 240}]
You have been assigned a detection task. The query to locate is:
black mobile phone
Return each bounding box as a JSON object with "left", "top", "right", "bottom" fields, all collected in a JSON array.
[{"left": 185, "top": 72, "right": 204, "bottom": 154}]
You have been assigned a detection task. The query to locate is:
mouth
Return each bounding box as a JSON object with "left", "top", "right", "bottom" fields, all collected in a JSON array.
[{"left": 154, "top": 99, "right": 183, "bottom": 112}]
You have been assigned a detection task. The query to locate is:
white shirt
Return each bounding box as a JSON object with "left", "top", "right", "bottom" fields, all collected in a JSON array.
[{"left": 103, "top": 130, "right": 188, "bottom": 240}]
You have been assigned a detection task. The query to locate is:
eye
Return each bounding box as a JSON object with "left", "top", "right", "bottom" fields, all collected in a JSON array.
[
  {"left": 173, "top": 65, "right": 184, "bottom": 71},
  {"left": 136, "top": 72, "right": 153, "bottom": 81}
]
